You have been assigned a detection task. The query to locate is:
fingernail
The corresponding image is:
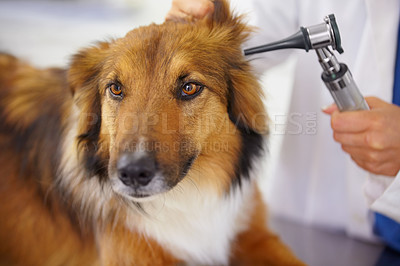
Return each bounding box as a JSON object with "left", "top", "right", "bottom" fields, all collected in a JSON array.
[{"left": 321, "top": 103, "right": 334, "bottom": 111}]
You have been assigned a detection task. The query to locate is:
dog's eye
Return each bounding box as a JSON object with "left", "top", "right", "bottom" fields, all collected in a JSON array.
[
  {"left": 181, "top": 82, "right": 203, "bottom": 98},
  {"left": 108, "top": 83, "right": 123, "bottom": 97}
]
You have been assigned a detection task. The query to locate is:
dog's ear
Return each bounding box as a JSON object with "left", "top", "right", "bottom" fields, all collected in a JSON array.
[
  {"left": 68, "top": 41, "right": 110, "bottom": 95},
  {"left": 68, "top": 42, "right": 111, "bottom": 178},
  {"left": 208, "top": 0, "right": 249, "bottom": 43},
  {"left": 227, "top": 67, "right": 268, "bottom": 134},
  {"left": 208, "top": 0, "right": 268, "bottom": 134}
]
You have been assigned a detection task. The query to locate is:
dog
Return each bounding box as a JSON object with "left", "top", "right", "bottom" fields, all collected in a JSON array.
[{"left": 0, "top": 1, "right": 304, "bottom": 265}]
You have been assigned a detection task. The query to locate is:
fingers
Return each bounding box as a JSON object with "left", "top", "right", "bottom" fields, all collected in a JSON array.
[
  {"left": 324, "top": 97, "right": 387, "bottom": 133},
  {"left": 184, "top": 0, "right": 214, "bottom": 19},
  {"left": 342, "top": 145, "right": 394, "bottom": 163},
  {"left": 333, "top": 131, "right": 386, "bottom": 150},
  {"left": 321, "top": 103, "right": 338, "bottom": 115},
  {"left": 364, "top": 96, "right": 387, "bottom": 109},
  {"left": 327, "top": 97, "right": 400, "bottom": 176},
  {"left": 165, "top": 8, "right": 189, "bottom": 21},
  {"left": 350, "top": 154, "right": 400, "bottom": 177},
  {"left": 166, "top": 0, "right": 214, "bottom": 21},
  {"left": 330, "top": 110, "right": 372, "bottom": 133},
  {"left": 321, "top": 97, "right": 383, "bottom": 114},
  {"left": 323, "top": 102, "right": 373, "bottom": 133}
]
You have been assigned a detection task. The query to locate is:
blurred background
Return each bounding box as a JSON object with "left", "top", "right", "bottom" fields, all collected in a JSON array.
[
  {"left": 0, "top": 1, "right": 384, "bottom": 265},
  {"left": 0, "top": 0, "right": 172, "bottom": 67}
]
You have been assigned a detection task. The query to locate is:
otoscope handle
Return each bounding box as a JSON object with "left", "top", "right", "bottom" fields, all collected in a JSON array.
[{"left": 322, "top": 63, "right": 369, "bottom": 111}]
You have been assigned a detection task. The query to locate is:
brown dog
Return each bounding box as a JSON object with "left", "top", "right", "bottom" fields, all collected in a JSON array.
[{"left": 0, "top": 1, "right": 303, "bottom": 265}]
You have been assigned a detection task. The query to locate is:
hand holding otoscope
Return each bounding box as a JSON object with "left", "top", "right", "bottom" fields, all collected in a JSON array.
[
  {"left": 243, "top": 14, "right": 400, "bottom": 177},
  {"left": 244, "top": 14, "right": 369, "bottom": 112}
]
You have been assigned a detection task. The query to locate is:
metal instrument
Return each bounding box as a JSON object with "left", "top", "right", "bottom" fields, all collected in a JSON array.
[{"left": 244, "top": 14, "right": 369, "bottom": 111}]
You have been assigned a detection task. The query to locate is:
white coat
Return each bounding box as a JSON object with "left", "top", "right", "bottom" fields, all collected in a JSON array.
[{"left": 239, "top": 0, "right": 400, "bottom": 242}]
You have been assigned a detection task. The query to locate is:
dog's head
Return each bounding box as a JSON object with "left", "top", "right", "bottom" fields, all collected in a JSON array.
[{"left": 68, "top": 0, "right": 267, "bottom": 201}]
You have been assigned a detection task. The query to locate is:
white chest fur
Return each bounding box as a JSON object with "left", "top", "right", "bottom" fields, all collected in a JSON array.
[{"left": 126, "top": 180, "right": 255, "bottom": 265}]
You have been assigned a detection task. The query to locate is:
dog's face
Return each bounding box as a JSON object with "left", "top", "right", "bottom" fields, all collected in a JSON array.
[{"left": 68, "top": 2, "right": 267, "bottom": 201}]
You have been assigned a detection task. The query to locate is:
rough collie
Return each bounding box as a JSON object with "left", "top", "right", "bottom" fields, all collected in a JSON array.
[{"left": 0, "top": 1, "right": 303, "bottom": 265}]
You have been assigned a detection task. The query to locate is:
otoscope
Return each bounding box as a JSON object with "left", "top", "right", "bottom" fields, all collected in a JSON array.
[{"left": 244, "top": 14, "right": 369, "bottom": 111}]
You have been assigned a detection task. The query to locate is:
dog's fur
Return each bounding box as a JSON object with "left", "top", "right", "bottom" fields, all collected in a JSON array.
[{"left": 0, "top": 1, "right": 303, "bottom": 265}]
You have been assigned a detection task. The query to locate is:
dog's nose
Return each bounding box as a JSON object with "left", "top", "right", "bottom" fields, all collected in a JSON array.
[{"left": 117, "top": 153, "right": 157, "bottom": 187}]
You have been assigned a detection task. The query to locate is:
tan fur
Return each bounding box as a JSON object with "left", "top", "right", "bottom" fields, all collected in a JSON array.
[
  {"left": 0, "top": 1, "right": 303, "bottom": 265},
  {"left": 96, "top": 220, "right": 180, "bottom": 266},
  {"left": 231, "top": 188, "right": 304, "bottom": 265},
  {"left": 0, "top": 55, "right": 97, "bottom": 265}
]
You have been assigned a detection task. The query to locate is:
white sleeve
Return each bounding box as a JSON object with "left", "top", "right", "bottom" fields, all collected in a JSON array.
[{"left": 364, "top": 171, "right": 400, "bottom": 223}]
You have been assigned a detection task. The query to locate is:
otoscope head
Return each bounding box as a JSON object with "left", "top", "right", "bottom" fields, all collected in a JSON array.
[
  {"left": 307, "top": 14, "right": 343, "bottom": 53},
  {"left": 243, "top": 14, "right": 344, "bottom": 56},
  {"left": 328, "top": 14, "right": 344, "bottom": 54}
]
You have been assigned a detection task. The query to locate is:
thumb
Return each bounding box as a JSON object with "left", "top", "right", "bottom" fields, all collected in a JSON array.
[
  {"left": 365, "top": 96, "right": 388, "bottom": 109},
  {"left": 322, "top": 103, "right": 338, "bottom": 115}
]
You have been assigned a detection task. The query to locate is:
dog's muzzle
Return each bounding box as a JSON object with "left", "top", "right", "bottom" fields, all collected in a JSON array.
[
  {"left": 117, "top": 153, "right": 157, "bottom": 188},
  {"left": 111, "top": 150, "right": 194, "bottom": 200}
]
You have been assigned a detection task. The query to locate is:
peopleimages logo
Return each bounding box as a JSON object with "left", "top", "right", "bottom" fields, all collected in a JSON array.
[
  {"left": 82, "top": 111, "right": 270, "bottom": 135},
  {"left": 272, "top": 112, "right": 318, "bottom": 135},
  {"left": 81, "top": 111, "right": 317, "bottom": 136}
]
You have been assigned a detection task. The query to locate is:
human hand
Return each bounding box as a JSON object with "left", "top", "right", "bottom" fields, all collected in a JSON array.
[
  {"left": 165, "top": 0, "right": 214, "bottom": 21},
  {"left": 323, "top": 97, "right": 400, "bottom": 176}
]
